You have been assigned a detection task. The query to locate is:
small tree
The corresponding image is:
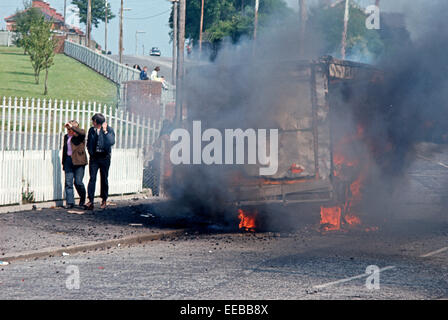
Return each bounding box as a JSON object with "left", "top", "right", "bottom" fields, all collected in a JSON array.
[
  {"left": 24, "top": 18, "right": 56, "bottom": 94},
  {"left": 14, "top": 6, "right": 44, "bottom": 53}
]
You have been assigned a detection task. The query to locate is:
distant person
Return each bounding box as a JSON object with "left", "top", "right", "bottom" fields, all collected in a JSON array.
[
  {"left": 133, "top": 64, "right": 142, "bottom": 71},
  {"left": 140, "top": 66, "right": 149, "bottom": 80},
  {"left": 85, "top": 113, "right": 115, "bottom": 210},
  {"left": 62, "top": 120, "right": 87, "bottom": 209},
  {"left": 150, "top": 66, "right": 161, "bottom": 81},
  {"left": 151, "top": 66, "right": 168, "bottom": 89}
]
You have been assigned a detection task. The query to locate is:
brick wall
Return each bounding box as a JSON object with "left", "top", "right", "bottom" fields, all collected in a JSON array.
[{"left": 123, "top": 80, "right": 163, "bottom": 120}]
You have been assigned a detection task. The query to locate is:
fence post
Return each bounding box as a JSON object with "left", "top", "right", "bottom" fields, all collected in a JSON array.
[
  {"left": 30, "top": 98, "right": 35, "bottom": 150},
  {"left": 18, "top": 97, "right": 24, "bottom": 150},
  {"left": 36, "top": 98, "right": 41, "bottom": 149},
  {"left": 46, "top": 99, "right": 52, "bottom": 150},
  {"left": 24, "top": 97, "right": 29, "bottom": 150},
  {"left": 12, "top": 97, "right": 18, "bottom": 150},
  {"left": 1, "top": 97, "right": 6, "bottom": 151},
  {"left": 52, "top": 99, "right": 58, "bottom": 150},
  {"left": 40, "top": 99, "right": 46, "bottom": 150},
  {"left": 58, "top": 100, "right": 63, "bottom": 147},
  {"left": 130, "top": 112, "right": 135, "bottom": 148}
]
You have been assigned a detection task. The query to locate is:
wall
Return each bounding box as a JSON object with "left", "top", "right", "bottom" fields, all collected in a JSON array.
[
  {"left": 0, "top": 31, "right": 14, "bottom": 46},
  {"left": 0, "top": 148, "right": 144, "bottom": 206}
]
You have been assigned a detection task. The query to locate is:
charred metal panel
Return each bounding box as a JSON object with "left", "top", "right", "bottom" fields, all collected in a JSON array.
[{"left": 315, "top": 63, "right": 332, "bottom": 181}]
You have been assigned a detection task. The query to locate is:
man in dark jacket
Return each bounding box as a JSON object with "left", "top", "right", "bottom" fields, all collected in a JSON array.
[
  {"left": 85, "top": 113, "right": 115, "bottom": 210},
  {"left": 62, "top": 121, "right": 88, "bottom": 209}
]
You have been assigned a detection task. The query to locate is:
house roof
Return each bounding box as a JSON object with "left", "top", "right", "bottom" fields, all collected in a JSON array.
[{"left": 5, "top": 1, "right": 64, "bottom": 24}]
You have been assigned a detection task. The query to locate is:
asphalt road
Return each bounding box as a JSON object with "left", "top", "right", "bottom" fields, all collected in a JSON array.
[
  {"left": 110, "top": 55, "right": 174, "bottom": 83},
  {"left": 109, "top": 54, "right": 208, "bottom": 84},
  {"left": 1, "top": 142, "right": 447, "bottom": 299},
  {"left": 1, "top": 222, "right": 447, "bottom": 299}
]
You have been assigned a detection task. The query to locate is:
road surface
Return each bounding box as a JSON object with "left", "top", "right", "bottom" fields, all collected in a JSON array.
[
  {"left": 1, "top": 142, "right": 447, "bottom": 299},
  {"left": 1, "top": 222, "right": 447, "bottom": 299}
]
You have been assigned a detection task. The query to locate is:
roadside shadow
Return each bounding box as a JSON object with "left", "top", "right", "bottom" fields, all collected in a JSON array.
[
  {"left": 0, "top": 51, "right": 26, "bottom": 56},
  {"left": 7, "top": 71, "right": 34, "bottom": 77}
]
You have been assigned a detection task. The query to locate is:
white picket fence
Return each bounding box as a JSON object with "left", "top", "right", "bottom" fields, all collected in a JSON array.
[
  {"left": 0, "top": 96, "right": 163, "bottom": 206},
  {"left": 64, "top": 40, "right": 176, "bottom": 109},
  {"left": 64, "top": 40, "right": 140, "bottom": 85},
  {"left": 0, "top": 148, "right": 143, "bottom": 206},
  {"left": 0, "top": 96, "right": 162, "bottom": 151}
]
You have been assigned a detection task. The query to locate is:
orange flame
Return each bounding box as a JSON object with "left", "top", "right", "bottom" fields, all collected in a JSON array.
[
  {"left": 238, "top": 209, "right": 257, "bottom": 232},
  {"left": 344, "top": 214, "right": 361, "bottom": 226},
  {"left": 320, "top": 206, "right": 341, "bottom": 231},
  {"left": 321, "top": 124, "right": 369, "bottom": 231}
]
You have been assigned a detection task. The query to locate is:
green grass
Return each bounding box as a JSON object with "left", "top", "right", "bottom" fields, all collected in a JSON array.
[{"left": 0, "top": 46, "right": 118, "bottom": 106}]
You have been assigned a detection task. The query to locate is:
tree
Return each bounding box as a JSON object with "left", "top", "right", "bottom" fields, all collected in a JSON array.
[
  {"left": 13, "top": 5, "right": 44, "bottom": 52},
  {"left": 308, "top": 2, "right": 384, "bottom": 61},
  {"left": 71, "top": 0, "right": 115, "bottom": 28},
  {"left": 170, "top": 0, "right": 292, "bottom": 47},
  {"left": 23, "top": 18, "right": 57, "bottom": 94}
]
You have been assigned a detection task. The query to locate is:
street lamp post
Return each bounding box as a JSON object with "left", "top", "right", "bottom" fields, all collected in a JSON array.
[{"left": 135, "top": 31, "right": 146, "bottom": 56}]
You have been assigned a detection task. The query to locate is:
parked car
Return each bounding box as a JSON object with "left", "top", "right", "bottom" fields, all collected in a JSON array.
[{"left": 150, "top": 47, "right": 161, "bottom": 56}]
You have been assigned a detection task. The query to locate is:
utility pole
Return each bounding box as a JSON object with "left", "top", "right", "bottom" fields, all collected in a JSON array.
[
  {"left": 119, "top": 2, "right": 131, "bottom": 63},
  {"left": 87, "top": 0, "right": 92, "bottom": 48},
  {"left": 253, "top": 0, "right": 259, "bottom": 40},
  {"left": 199, "top": 0, "right": 205, "bottom": 53},
  {"left": 63, "top": 0, "right": 67, "bottom": 26},
  {"left": 298, "top": 0, "right": 307, "bottom": 56},
  {"left": 105, "top": 0, "right": 108, "bottom": 54},
  {"left": 341, "top": 0, "right": 350, "bottom": 60},
  {"left": 172, "top": 0, "right": 178, "bottom": 86},
  {"left": 119, "top": 0, "right": 123, "bottom": 63},
  {"left": 175, "top": 0, "right": 186, "bottom": 125},
  {"left": 252, "top": 0, "right": 259, "bottom": 55}
]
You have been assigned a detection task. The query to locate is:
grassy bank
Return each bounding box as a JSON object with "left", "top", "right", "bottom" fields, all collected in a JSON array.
[{"left": 0, "top": 46, "right": 117, "bottom": 106}]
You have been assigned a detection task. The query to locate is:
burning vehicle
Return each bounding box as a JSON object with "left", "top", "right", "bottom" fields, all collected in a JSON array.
[{"left": 167, "top": 56, "right": 391, "bottom": 232}]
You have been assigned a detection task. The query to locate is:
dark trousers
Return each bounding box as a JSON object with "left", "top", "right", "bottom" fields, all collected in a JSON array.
[
  {"left": 88, "top": 154, "right": 111, "bottom": 202},
  {"left": 64, "top": 156, "right": 86, "bottom": 205}
]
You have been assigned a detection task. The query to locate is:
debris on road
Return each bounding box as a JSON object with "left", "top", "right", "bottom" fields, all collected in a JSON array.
[{"left": 67, "top": 210, "right": 85, "bottom": 215}]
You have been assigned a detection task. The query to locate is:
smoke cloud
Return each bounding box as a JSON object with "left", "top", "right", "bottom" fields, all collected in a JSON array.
[{"left": 163, "top": 0, "right": 448, "bottom": 229}]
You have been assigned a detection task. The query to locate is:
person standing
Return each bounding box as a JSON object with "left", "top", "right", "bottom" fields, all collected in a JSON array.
[
  {"left": 85, "top": 113, "right": 115, "bottom": 210},
  {"left": 62, "top": 120, "right": 87, "bottom": 209}
]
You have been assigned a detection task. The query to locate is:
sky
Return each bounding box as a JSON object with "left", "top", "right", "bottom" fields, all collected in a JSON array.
[
  {"left": 1, "top": 0, "right": 410, "bottom": 57},
  {"left": 0, "top": 0, "right": 173, "bottom": 57}
]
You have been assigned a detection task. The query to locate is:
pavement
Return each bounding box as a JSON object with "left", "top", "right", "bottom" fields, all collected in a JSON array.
[{"left": 0, "top": 197, "right": 187, "bottom": 262}]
